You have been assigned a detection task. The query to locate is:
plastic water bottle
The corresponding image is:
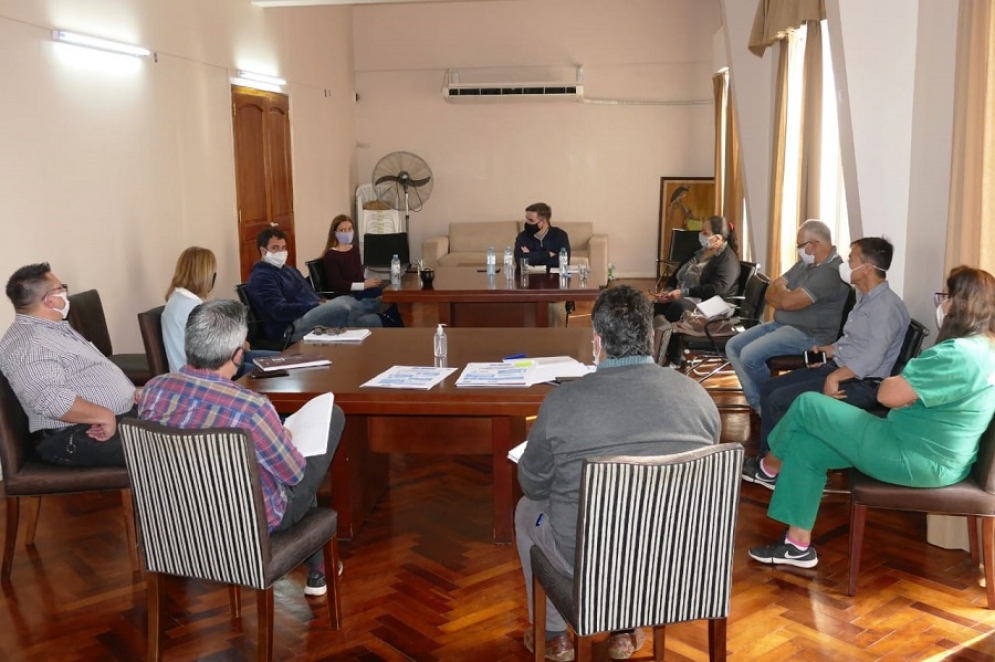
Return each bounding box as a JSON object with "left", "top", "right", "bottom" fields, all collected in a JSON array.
[
  {"left": 486, "top": 246, "right": 496, "bottom": 276},
  {"left": 558, "top": 247, "right": 568, "bottom": 273},
  {"left": 433, "top": 323, "right": 447, "bottom": 359},
  {"left": 390, "top": 254, "right": 401, "bottom": 287}
]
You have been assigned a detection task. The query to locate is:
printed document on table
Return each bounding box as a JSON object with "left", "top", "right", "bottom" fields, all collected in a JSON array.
[
  {"left": 456, "top": 362, "right": 535, "bottom": 387},
  {"left": 302, "top": 329, "right": 371, "bottom": 344},
  {"left": 361, "top": 366, "right": 456, "bottom": 390},
  {"left": 503, "top": 356, "right": 592, "bottom": 384},
  {"left": 284, "top": 392, "right": 334, "bottom": 457}
]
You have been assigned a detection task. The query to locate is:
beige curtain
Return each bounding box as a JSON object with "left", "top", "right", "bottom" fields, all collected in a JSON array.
[
  {"left": 766, "top": 41, "right": 791, "bottom": 279},
  {"left": 749, "top": 0, "right": 826, "bottom": 57},
  {"left": 946, "top": 0, "right": 995, "bottom": 272},
  {"left": 712, "top": 71, "right": 745, "bottom": 256},
  {"left": 798, "top": 21, "right": 823, "bottom": 222}
]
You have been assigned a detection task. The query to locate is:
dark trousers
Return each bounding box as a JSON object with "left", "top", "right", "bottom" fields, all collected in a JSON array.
[
  {"left": 758, "top": 365, "right": 881, "bottom": 456},
  {"left": 33, "top": 408, "right": 137, "bottom": 467},
  {"left": 272, "top": 404, "right": 346, "bottom": 572}
]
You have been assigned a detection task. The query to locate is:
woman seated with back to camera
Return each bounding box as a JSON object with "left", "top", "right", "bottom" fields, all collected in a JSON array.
[
  {"left": 162, "top": 246, "right": 277, "bottom": 378},
  {"left": 321, "top": 214, "right": 403, "bottom": 326},
  {"left": 748, "top": 266, "right": 995, "bottom": 570},
  {"left": 652, "top": 215, "right": 741, "bottom": 366}
]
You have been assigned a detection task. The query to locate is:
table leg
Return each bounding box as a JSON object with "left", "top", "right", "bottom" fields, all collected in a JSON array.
[{"left": 492, "top": 416, "right": 525, "bottom": 544}]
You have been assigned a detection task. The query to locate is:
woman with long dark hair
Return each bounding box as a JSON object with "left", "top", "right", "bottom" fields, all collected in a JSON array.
[
  {"left": 747, "top": 266, "right": 995, "bottom": 569},
  {"left": 321, "top": 214, "right": 383, "bottom": 299}
]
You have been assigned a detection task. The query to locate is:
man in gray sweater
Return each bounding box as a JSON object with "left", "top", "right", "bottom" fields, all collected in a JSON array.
[{"left": 516, "top": 285, "right": 721, "bottom": 661}]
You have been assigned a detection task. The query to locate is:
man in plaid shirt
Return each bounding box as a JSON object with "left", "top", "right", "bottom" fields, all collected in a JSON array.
[{"left": 137, "top": 299, "right": 343, "bottom": 597}]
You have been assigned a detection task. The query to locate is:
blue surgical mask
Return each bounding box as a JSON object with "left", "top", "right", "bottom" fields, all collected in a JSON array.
[{"left": 336, "top": 231, "right": 354, "bottom": 245}]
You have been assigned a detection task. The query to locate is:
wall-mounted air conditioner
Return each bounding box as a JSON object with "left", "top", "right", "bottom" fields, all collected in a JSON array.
[{"left": 442, "top": 67, "right": 584, "bottom": 103}]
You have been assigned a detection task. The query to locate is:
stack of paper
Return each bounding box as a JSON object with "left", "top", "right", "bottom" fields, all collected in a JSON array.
[
  {"left": 456, "top": 363, "right": 535, "bottom": 388},
  {"left": 361, "top": 365, "right": 456, "bottom": 390},
  {"left": 284, "top": 393, "right": 334, "bottom": 457},
  {"left": 302, "top": 329, "right": 372, "bottom": 344},
  {"left": 695, "top": 295, "right": 735, "bottom": 320}
]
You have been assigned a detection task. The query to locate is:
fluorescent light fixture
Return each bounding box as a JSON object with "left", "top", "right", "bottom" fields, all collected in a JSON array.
[
  {"left": 237, "top": 70, "right": 287, "bottom": 87},
  {"left": 52, "top": 30, "right": 151, "bottom": 58},
  {"left": 230, "top": 77, "right": 284, "bottom": 94}
]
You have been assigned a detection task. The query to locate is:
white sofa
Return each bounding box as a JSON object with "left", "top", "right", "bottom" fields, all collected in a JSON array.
[{"left": 421, "top": 221, "right": 609, "bottom": 286}]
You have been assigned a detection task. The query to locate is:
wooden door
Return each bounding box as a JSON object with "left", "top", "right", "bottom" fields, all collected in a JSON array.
[{"left": 232, "top": 86, "right": 296, "bottom": 282}]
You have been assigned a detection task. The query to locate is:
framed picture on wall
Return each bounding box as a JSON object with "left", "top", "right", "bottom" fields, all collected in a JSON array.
[{"left": 657, "top": 177, "right": 716, "bottom": 278}]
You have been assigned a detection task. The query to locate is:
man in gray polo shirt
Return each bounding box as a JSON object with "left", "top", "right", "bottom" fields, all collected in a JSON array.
[
  {"left": 742, "top": 237, "right": 910, "bottom": 486},
  {"left": 515, "top": 285, "right": 720, "bottom": 661},
  {"left": 726, "top": 219, "right": 851, "bottom": 413},
  {"left": 0, "top": 263, "right": 136, "bottom": 466}
]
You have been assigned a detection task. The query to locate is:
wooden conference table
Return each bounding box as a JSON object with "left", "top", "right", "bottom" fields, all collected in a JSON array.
[
  {"left": 245, "top": 326, "right": 593, "bottom": 543},
  {"left": 381, "top": 266, "right": 600, "bottom": 327}
]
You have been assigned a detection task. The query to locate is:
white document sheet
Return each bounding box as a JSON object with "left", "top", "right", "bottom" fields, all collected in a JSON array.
[{"left": 283, "top": 392, "right": 334, "bottom": 457}]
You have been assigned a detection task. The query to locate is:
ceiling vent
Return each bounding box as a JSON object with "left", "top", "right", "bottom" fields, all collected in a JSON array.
[{"left": 442, "top": 67, "right": 584, "bottom": 103}]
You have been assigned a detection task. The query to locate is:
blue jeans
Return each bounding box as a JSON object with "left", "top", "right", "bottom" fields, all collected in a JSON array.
[
  {"left": 290, "top": 297, "right": 382, "bottom": 342},
  {"left": 725, "top": 322, "right": 816, "bottom": 412},
  {"left": 757, "top": 364, "right": 882, "bottom": 457}
]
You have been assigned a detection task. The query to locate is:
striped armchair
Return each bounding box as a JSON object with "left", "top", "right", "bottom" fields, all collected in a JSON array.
[
  {"left": 119, "top": 420, "right": 341, "bottom": 662},
  {"left": 530, "top": 443, "right": 743, "bottom": 662}
]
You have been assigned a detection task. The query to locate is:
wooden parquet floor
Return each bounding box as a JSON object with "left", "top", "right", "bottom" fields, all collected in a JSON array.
[{"left": 2, "top": 292, "right": 995, "bottom": 660}]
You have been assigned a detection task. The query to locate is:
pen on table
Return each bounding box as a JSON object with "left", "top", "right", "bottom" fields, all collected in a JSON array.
[{"left": 503, "top": 353, "right": 526, "bottom": 361}]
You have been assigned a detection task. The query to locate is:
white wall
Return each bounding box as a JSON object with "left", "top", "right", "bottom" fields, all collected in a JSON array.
[
  {"left": 352, "top": 0, "right": 721, "bottom": 278},
  {"left": 0, "top": 0, "right": 357, "bottom": 351}
]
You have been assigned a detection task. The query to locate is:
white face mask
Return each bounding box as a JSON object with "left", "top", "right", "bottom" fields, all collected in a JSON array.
[
  {"left": 263, "top": 250, "right": 288, "bottom": 268},
  {"left": 591, "top": 335, "right": 601, "bottom": 366},
  {"left": 798, "top": 248, "right": 816, "bottom": 266},
  {"left": 838, "top": 261, "right": 852, "bottom": 283},
  {"left": 699, "top": 233, "right": 711, "bottom": 248},
  {"left": 51, "top": 292, "right": 70, "bottom": 319},
  {"left": 935, "top": 302, "right": 946, "bottom": 331}
]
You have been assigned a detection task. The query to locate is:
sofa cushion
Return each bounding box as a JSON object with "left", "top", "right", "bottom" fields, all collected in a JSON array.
[{"left": 449, "top": 221, "right": 519, "bottom": 254}]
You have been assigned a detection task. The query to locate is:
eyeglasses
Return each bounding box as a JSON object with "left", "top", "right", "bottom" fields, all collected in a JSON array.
[
  {"left": 933, "top": 292, "right": 950, "bottom": 307},
  {"left": 312, "top": 325, "right": 345, "bottom": 336}
]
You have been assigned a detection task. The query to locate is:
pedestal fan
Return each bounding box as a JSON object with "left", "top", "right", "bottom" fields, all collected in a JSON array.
[{"left": 372, "top": 151, "right": 434, "bottom": 231}]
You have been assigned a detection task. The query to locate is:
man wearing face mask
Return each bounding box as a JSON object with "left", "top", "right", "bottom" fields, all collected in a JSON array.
[
  {"left": 742, "top": 238, "right": 910, "bottom": 486},
  {"left": 0, "top": 263, "right": 136, "bottom": 466},
  {"left": 725, "top": 219, "right": 851, "bottom": 413},
  {"left": 246, "top": 227, "right": 387, "bottom": 345},
  {"left": 515, "top": 286, "right": 720, "bottom": 661},
  {"left": 514, "top": 202, "right": 571, "bottom": 269}
]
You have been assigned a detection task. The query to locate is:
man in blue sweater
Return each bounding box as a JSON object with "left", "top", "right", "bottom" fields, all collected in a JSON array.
[{"left": 246, "top": 228, "right": 385, "bottom": 343}]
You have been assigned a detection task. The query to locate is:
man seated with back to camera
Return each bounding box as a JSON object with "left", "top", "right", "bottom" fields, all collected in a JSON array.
[
  {"left": 515, "top": 285, "right": 721, "bottom": 661},
  {"left": 0, "top": 263, "right": 136, "bottom": 467},
  {"left": 742, "top": 237, "right": 910, "bottom": 488},
  {"left": 514, "top": 202, "right": 570, "bottom": 269},
  {"left": 137, "top": 299, "right": 344, "bottom": 597},
  {"left": 246, "top": 227, "right": 398, "bottom": 346}
]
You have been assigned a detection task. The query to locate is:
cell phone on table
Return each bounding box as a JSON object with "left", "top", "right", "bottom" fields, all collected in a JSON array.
[
  {"left": 249, "top": 369, "right": 290, "bottom": 379},
  {"left": 803, "top": 350, "right": 827, "bottom": 366}
]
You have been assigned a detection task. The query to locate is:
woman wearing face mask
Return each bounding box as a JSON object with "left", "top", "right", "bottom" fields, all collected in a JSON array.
[
  {"left": 652, "top": 215, "right": 741, "bottom": 365},
  {"left": 162, "top": 247, "right": 277, "bottom": 377},
  {"left": 748, "top": 266, "right": 995, "bottom": 571},
  {"left": 321, "top": 215, "right": 384, "bottom": 299}
]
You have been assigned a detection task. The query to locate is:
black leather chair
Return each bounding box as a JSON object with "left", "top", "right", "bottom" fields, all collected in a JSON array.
[
  {"left": 0, "top": 371, "right": 137, "bottom": 583},
  {"left": 234, "top": 284, "right": 286, "bottom": 352},
  {"left": 137, "top": 306, "right": 169, "bottom": 378},
  {"left": 679, "top": 269, "right": 771, "bottom": 387},
  {"left": 67, "top": 290, "right": 151, "bottom": 385}
]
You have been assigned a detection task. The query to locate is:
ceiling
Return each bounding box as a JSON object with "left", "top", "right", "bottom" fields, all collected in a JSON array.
[{"left": 252, "top": 0, "right": 510, "bottom": 6}]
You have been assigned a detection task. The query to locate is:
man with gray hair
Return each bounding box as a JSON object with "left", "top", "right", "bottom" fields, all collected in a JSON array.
[
  {"left": 0, "top": 263, "right": 136, "bottom": 466},
  {"left": 725, "top": 219, "right": 851, "bottom": 413},
  {"left": 137, "top": 299, "right": 343, "bottom": 598},
  {"left": 515, "top": 285, "right": 720, "bottom": 661}
]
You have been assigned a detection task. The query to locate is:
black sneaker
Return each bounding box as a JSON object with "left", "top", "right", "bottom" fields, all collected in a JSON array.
[
  {"left": 304, "top": 570, "right": 327, "bottom": 596},
  {"left": 748, "top": 537, "right": 818, "bottom": 569},
  {"left": 741, "top": 456, "right": 777, "bottom": 491}
]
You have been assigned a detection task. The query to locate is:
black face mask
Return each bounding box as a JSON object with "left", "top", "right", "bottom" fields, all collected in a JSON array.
[{"left": 525, "top": 222, "right": 541, "bottom": 236}]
